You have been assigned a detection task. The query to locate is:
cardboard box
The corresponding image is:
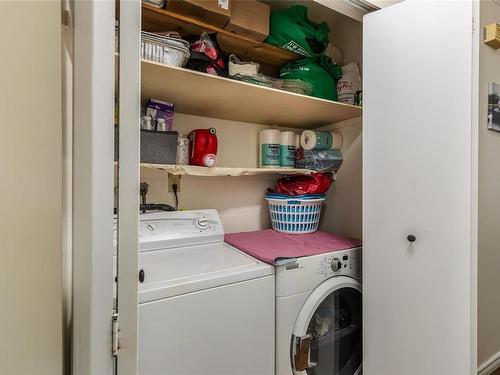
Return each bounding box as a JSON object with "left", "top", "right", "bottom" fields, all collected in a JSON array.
[
  {"left": 484, "top": 23, "right": 500, "bottom": 49},
  {"left": 224, "top": 0, "right": 270, "bottom": 42},
  {"left": 166, "top": 0, "right": 231, "bottom": 28}
]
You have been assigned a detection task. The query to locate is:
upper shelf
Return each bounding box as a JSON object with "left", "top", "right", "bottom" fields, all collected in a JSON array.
[
  {"left": 140, "top": 164, "right": 315, "bottom": 177},
  {"left": 141, "top": 4, "right": 300, "bottom": 68},
  {"left": 141, "top": 60, "right": 362, "bottom": 128}
]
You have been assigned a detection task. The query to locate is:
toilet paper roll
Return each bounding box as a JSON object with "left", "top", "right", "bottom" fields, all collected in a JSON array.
[
  {"left": 259, "top": 129, "right": 281, "bottom": 167},
  {"left": 300, "top": 130, "right": 343, "bottom": 151},
  {"left": 331, "top": 131, "right": 344, "bottom": 151},
  {"left": 295, "top": 133, "right": 301, "bottom": 149},
  {"left": 280, "top": 131, "right": 296, "bottom": 168}
]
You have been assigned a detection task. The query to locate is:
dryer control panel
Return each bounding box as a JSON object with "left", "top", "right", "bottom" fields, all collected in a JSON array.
[
  {"left": 317, "top": 249, "right": 361, "bottom": 278},
  {"left": 275, "top": 247, "right": 362, "bottom": 297}
]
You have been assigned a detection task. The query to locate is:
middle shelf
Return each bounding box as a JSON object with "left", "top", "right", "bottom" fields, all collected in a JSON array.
[
  {"left": 140, "top": 164, "right": 315, "bottom": 177},
  {"left": 139, "top": 59, "right": 362, "bottom": 129}
]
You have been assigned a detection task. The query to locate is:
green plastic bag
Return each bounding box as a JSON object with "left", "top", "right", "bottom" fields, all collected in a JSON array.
[
  {"left": 265, "top": 5, "right": 330, "bottom": 57},
  {"left": 280, "top": 56, "right": 342, "bottom": 101}
]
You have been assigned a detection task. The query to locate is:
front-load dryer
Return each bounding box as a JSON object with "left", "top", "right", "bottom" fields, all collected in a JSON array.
[{"left": 276, "top": 247, "right": 362, "bottom": 375}]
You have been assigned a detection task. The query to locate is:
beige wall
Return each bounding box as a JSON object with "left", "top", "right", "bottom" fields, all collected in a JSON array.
[
  {"left": 142, "top": 114, "right": 363, "bottom": 237},
  {"left": 0, "top": 2, "right": 62, "bottom": 375},
  {"left": 478, "top": 0, "right": 500, "bottom": 366},
  {"left": 142, "top": 113, "right": 300, "bottom": 232},
  {"left": 321, "top": 119, "right": 362, "bottom": 239}
]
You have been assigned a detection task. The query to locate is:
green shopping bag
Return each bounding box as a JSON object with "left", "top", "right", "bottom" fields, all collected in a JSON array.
[
  {"left": 280, "top": 56, "right": 342, "bottom": 101},
  {"left": 265, "top": 5, "right": 330, "bottom": 57}
]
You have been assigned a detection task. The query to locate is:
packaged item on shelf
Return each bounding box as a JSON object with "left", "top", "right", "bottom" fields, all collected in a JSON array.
[
  {"left": 141, "top": 130, "right": 179, "bottom": 164},
  {"left": 146, "top": 99, "right": 174, "bottom": 131},
  {"left": 300, "top": 130, "right": 343, "bottom": 151},
  {"left": 176, "top": 136, "right": 190, "bottom": 165},
  {"left": 141, "top": 115, "right": 154, "bottom": 131},
  {"left": 280, "top": 79, "right": 313, "bottom": 96},
  {"left": 265, "top": 5, "right": 330, "bottom": 57},
  {"left": 188, "top": 128, "right": 218, "bottom": 167},
  {"left": 166, "top": 0, "right": 231, "bottom": 28},
  {"left": 185, "top": 32, "right": 228, "bottom": 77},
  {"left": 228, "top": 54, "right": 260, "bottom": 77},
  {"left": 324, "top": 43, "right": 344, "bottom": 65},
  {"left": 115, "top": 21, "right": 119, "bottom": 53},
  {"left": 231, "top": 73, "right": 282, "bottom": 88},
  {"left": 337, "top": 62, "right": 362, "bottom": 105},
  {"left": 155, "top": 31, "right": 183, "bottom": 39},
  {"left": 259, "top": 129, "right": 281, "bottom": 168},
  {"left": 142, "top": 0, "right": 165, "bottom": 8},
  {"left": 114, "top": 103, "right": 119, "bottom": 125},
  {"left": 273, "top": 172, "right": 332, "bottom": 195},
  {"left": 295, "top": 149, "right": 343, "bottom": 172},
  {"left": 355, "top": 90, "right": 363, "bottom": 106},
  {"left": 224, "top": 0, "right": 270, "bottom": 42},
  {"left": 141, "top": 32, "right": 190, "bottom": 67},
  {"left": 280, "top": 56, "right": 342, "bottom": 101},
  {"left": 115, "top": 126, "right": 178, "bottom": 164},
  {"left": 280, "top": 131, "right": 296, "bottom": 168},
  {"left": 156, "top": 118, "right": 167, "bottom": 131}
]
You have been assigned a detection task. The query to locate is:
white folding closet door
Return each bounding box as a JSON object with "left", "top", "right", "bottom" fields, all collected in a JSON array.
[{"left": 363, "top": 1, "right": 476, "bottom": 374}]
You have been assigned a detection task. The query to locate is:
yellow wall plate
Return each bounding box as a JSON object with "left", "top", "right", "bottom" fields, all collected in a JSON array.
[{"left": 484, "top": 23, "right": 500, "bottom": 49}]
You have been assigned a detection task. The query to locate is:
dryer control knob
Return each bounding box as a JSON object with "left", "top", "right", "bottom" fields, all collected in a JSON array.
[{"left": 331, "top": 258, "right": 342, "bottom": 272}]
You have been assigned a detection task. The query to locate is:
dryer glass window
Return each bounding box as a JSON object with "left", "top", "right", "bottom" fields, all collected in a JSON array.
[{"left": 306, "top": 287, "right": 362, "bottom": 375}]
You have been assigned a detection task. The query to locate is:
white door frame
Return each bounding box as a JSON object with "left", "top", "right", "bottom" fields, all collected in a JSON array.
[
  {"left": 116, "top": 1, "right": 141, "bottom": 374},
  {"left": 72, "top": 1, "right": 119, "bottom": 374}
]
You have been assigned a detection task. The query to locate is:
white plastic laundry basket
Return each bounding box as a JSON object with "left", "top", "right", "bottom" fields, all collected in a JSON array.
[{"left": 265, "top": 195, "right": 325, "bottom": 234}]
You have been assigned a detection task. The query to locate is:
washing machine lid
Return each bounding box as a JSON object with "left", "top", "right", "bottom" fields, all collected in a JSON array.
[
  {"left": 291, "top": 276, "right": 362, "bottom": 375},
  {"left": 138, "top": 242, "right": 274, "bottom": 303}
]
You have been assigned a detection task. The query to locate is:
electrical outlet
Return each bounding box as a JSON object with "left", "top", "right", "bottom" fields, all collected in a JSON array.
[{"left": 168, "top": 173, "right": 181, "bottom": 192}]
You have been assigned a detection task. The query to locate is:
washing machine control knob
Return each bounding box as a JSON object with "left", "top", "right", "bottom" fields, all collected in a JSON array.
[
  {"left": 195, "top": 216, "right": 209, "bottom": 230},
  {"left": 331, "top": 258, "right": 342, "bottom": 272}
]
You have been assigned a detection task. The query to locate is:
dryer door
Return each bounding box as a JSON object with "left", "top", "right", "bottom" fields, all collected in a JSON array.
[{"left": 292, "top": 276, "right": 361, "bottom": 375}]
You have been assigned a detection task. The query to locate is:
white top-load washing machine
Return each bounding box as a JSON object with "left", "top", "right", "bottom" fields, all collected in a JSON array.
[
  {"left": 276, "top": 247, "right": 362, "bottom": 375},
  {"left": 131, "top": 209, "right": 275, "bottom": 375}
]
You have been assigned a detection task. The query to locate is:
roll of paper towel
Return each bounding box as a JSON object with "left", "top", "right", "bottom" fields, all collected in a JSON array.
[
  {"left": 280, "top": 131, "right": 296, "bottom": 168},
  {"left": 259, "top": 129, "right": 281, "bottom": 167},
  {"left": 176, "top": 136, "right": 190, "bottom": 165},
  {"left": 300, "top": 130, "right": 343, "bottom": 151}
]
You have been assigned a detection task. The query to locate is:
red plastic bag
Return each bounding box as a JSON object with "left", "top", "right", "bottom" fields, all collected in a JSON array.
[{"left": 274, "top": 172, "right": 332, "bottom": 196}]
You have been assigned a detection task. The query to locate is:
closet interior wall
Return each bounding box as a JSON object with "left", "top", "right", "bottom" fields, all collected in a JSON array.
[
  {"left": 140, "top": 2, "right": 363, "bottom": 235},
  {"left": 141, "top": 114, "right": 289, "bottom": 232}
]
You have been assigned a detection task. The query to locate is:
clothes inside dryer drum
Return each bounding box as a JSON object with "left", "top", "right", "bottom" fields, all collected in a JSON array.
[{"left": 305, "top": 287, "right": 362, "bottom": 375}]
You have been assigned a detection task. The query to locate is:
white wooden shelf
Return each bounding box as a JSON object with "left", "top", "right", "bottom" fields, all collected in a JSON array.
[
  {"left": 140, "top": 60, "right": 362, "bottom": 128},
  {"left": 140, "top": 164, "right": 315, "bottom": 177}
]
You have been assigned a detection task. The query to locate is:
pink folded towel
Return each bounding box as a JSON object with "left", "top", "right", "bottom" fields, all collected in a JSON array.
[{"left": 225, "top": 229, "right": 361, "bottom": 265}]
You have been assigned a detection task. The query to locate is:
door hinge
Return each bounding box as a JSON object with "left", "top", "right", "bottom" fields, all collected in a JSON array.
[{"left": 112, "top": 312, "right": 119, "bottom": 357}]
